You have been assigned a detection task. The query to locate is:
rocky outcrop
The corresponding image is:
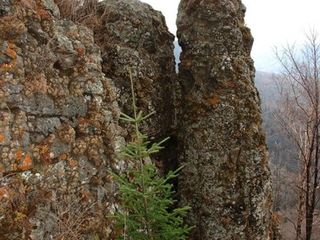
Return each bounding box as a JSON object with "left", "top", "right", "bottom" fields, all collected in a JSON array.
[
  {"left": 0, "top": 0, "right": 177, "bottom": 239},
  {"left": 177, "top": 0, "right": 274, "bottom": 239},
  {"left": 0, "top": 0, "right": 122, "bottom": 238},
  {"left": 0, "top": 0, "right": 277, "bottom": 239},
  {"left": 95, "top": 0, "right": 176, "bottom": 139}
]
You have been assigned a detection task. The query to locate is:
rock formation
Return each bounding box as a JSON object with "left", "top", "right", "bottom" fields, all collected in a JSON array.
[
  {"left": 0, "top": 0, "right": 277, "bottom": 239},
  {"left": 177, "top": 0, "right": 274, "bottom": 239},
  {"left": 0, "top": 0, "right": 122, "bottom": 238},
  {"left": 0, "top": 0, "right": 176, "bottom": 239},
  {"left": 95, "top": 0, "right": 176, "bottom": 139},
  {"left": 89, "top": 0, "right": 179, "bottom": 176}
]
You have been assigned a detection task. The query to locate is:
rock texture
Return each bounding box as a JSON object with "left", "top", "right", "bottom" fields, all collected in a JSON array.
[
  {"left": 0, "top": 0, "right": 277, "bottom": 239},
  {"left": 95, "top": 0, "right": 176, "bottom": 139},
  {"left": 177, "top": 0, "right": 274, "bottom": 239},
  {"left": 0, "top": 0, "right": 122, "bottom": 238},
  {"left": 0, "top": 0, "right": 177, "bottom": 239}
]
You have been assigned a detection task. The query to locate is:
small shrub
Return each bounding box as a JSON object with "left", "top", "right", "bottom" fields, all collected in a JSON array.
[{"left": 111, "top": 70, "right": 191, "bottom": 240}]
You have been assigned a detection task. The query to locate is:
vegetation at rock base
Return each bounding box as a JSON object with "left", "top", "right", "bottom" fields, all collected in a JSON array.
[{"left": 111, "top": 70, "right": 191, "bottom": 240}]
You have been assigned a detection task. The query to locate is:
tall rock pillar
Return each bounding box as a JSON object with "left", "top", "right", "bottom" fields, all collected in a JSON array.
[
  {"left": 177, "top": 0, "right": 274, "bottom": 239},
  {"left": 95, "top": 0, "right": 176, "bottom": 140}
]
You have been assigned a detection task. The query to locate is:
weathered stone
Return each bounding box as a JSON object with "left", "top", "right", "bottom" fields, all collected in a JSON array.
[
  {"left": 0, "top": 0, "right": 278, "bottom": 239},
  {"left": 0, "top": 0, "right": 11, "bottom": 17},
  {"left": 0, "top": 0, "right": 122, "bottom": 238},
  {"left": 95, "top": 0, "right": 176, "bottom": 139},
  {"left": 31, "top": 117, "right": 61, "bottom": 135},
  {"left": 42, "top": 0, "right": 60, "bottom": 18},
  {"left": 177, "top": 0, "right": 274, "bottom": 239}
]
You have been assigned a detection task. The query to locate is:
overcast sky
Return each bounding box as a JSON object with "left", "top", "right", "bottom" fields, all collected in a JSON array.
[{"left": 142, "top": 0, "right": 320, "bottom": 72}]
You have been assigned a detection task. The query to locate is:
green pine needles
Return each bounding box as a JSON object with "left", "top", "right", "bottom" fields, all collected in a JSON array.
[{"left": 112, "top": 70, "right": 191, "bottom": 240}]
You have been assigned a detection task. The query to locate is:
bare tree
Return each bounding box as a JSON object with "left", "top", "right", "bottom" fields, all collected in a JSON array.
[{"left": 275, "top": 31, "right": 320, "bottom": 240}]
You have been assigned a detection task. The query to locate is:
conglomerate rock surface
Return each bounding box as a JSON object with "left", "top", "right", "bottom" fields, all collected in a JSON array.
[{"left": 177, "top": 0, "right": 274, "bottom": 239}]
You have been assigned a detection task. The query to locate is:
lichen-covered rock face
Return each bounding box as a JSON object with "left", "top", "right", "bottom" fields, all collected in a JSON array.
[
  {"left": 95, "top": 0, "right": 176, "bottom": 139},
  {"left": 0, "top": 0, "right": 278, "bottom": 239},
  {"left": 0, "top": 0, "right": 122, "bottom": 238},
  {"left": 177, "top": 0, "right": 274, "bottom": 239}
]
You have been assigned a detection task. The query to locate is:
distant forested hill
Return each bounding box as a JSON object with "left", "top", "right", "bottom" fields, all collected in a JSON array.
[{"left": 255, "top": 71, "right": 298, "bottom": 172}]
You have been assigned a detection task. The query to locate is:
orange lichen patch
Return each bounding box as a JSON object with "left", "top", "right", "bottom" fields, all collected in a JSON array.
[
  {"left": 59, "top": 153, "right": 68, "bottom": 161},
  {"left": 39, "top": 145, "right": 51, "bottom": 165},
  {"left": 1, "top": 63, "right": 13, "bottom": 69},
  {"left": 19, "top": 153, "right": 32, "bottom": 171},
  {"left": 6, "top": 43, "right": 17, "bottom": 59},
  {"left": 0, "top": 42, "right": 17, "bottom": 71},
  {"left": 206, "top": 94, "right": 221, "bottom": 106},
  {"left": 16, "top": 149, "right": 23, "bottom": 161},
  {"left": 75, "top": 47, "right": 85, "bottom": 57},
  {"left": 0, "top": 187, "right": 9, "bottom": 200},
  {"left": 36, "top": 5, "right": 52, "bottom": 21},
  {"left": 0, "top": 134, "right": 5, "bottom": 142}
]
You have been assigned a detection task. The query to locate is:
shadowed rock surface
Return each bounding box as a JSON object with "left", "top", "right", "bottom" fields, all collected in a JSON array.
[
  {"left": 95, "top": 0, "right": 177, "bottom": 139},
  {"left": 177, "top": 0, "right": 275, "bottom": 239}
]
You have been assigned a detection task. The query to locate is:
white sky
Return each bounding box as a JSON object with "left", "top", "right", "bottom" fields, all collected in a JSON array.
[{"left": 142, "top": 0, "right": 320, "bottom": 72}]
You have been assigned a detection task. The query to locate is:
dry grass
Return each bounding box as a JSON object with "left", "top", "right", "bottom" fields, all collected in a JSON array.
[
  {"left": 33, "top": 193, "right": 98, "bottom": 240},
  {"left": 54, "top": 0, "right": 111, "bottom": 36},
  {"left": 54, "top": 0, "right": 99, "bottom": 24},
  {"left": 54, "top": 0, "right": 115, "bottom": 54}
]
